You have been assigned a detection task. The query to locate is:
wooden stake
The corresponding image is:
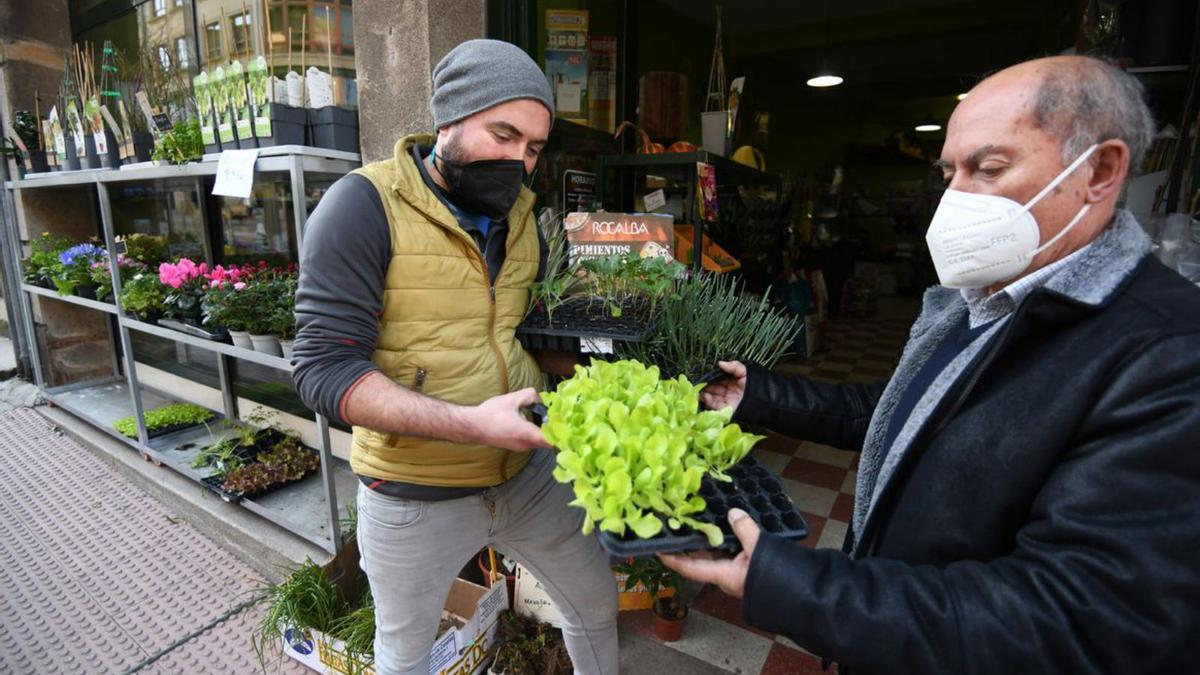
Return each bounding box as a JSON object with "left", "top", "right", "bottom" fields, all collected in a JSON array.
[
  {"left": 241, "top": 1, "right": 251, "bottom": 58},
  {"left": 262, "top": 0, "right": 273, "bottom": 62},
  {"left": 220, "top": 7, "right": 232, "bottom": 63},
  {"left": 287, "top": 26, "right": 293, "bottom": 74},
  {"left": 325, "top": 6, "right": 333, "bottom": 104},
  {"left": 300, "top": 13, "right": 307, "bottom": 103}
]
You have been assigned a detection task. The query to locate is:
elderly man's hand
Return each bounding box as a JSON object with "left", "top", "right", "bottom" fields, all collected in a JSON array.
[{"left": 659, "top": 508, "right": 761, "bottom": 599}]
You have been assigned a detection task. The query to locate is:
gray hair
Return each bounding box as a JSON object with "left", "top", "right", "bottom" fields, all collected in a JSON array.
[{"left": 1032, "top": 57, "right": 1156, "bottom": 171}]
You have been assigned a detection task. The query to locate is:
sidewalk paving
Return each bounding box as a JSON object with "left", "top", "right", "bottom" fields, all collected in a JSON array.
[
  {"left": 0, "top": 398, "right": 728, "bottom": 674},
  {"left": 0, "top": 404, "right": 307, "bottom": 674}
]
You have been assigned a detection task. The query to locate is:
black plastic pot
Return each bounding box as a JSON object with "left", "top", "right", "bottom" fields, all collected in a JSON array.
[
  {"left": 28, "top": 150, "right": 49, "bottom": 174},
  {"left": 309, "top": 106, "right": 359, "bottom": 153},
  {"left": 100, "top": 129, "right": 121, "bottom": 169},
  {"left": 132, "top": 131, "right": 154, "bottom": 163},
  {"left": 75, "top": 284, "right": 98, "bottom": 300},
  {"left": 63, "top": 136, "right": 81, "bottom": 171},
  {"left": 83, "top": 134, "right": 101, "bottom": 169},
  {"left": 255, "top": 103, "right": 307, "bottom": 148}
]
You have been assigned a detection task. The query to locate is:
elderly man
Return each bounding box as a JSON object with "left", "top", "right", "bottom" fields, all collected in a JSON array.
[
  {"left": 663, "top": 55, "right": 1200, "bottom": 674},
  {"left": 293, "top": 40, "right": 617, "bottom": 674}
]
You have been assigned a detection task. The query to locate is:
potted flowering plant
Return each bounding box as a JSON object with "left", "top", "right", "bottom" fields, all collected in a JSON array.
[
  {"left": 53, "top": 243, "right": 107, "bottom": 297},
  {"left": 159, "top": 258, "right": 209, "bottom": 325},
  {"left": 201, "top": 265, "right": 254, "bottom": 348},
  {"left": 119, "top": 270, "right": 166, "bottom": 321},
  {"left": 24, "top": 233, "right": 72, "bottom": 288},
  {"left": 89, "top": 255, "right": 144, "bottom": 302}
]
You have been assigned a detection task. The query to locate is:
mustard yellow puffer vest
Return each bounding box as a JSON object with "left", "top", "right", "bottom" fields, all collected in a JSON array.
[{"left": 348, "top": 134, "right": 542, "bottom": 486}]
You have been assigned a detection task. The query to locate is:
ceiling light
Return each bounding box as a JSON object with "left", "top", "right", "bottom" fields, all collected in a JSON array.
[
  {"left": 807, "top": 2, "right": 843, "bottom": 88},
  {"left": 807, "top": 74, "right": 844, "bottom": 88},
  {"left": 956, "top": 92, "right": 969, "bottom": 101},
  {"left": 915, "top": 116, "right": 942, "bottom": 132}
]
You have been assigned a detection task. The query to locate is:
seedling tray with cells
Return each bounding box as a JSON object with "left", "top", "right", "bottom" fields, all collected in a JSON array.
[
  {"left": 597, "top": 454, "right": 809, "bottom": 557},
  {"left": 517, "top": 296, "right": 660, "bottom": 352}
]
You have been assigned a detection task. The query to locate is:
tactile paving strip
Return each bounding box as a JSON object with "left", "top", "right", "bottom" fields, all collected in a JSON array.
[{"left": 0, "top": 407, "right": 280, "bottom": 673}]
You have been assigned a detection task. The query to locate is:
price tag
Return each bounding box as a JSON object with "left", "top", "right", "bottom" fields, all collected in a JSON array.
[
  {"left": 212, "top": 148, "right": 259, "bottom": 198},
  {"left": 580, "top": 337, "right": 614, "bottom": 355},
  {"left": 643, "top": 188, "right": 667, "bottom": 212}
]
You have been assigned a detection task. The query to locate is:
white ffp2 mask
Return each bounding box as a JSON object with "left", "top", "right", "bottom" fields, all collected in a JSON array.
[{"left": 926, "top": 144, "right": 1099, "bottom": 289}]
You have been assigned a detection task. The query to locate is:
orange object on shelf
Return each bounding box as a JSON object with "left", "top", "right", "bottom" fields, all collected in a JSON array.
[{"left": 674, "top": 224, "right": 741, "bottom": 273}]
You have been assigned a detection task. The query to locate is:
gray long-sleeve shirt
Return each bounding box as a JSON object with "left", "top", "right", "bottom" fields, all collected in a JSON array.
[{"left": 292, "top": 143, "right": 545, "bottom": 431}]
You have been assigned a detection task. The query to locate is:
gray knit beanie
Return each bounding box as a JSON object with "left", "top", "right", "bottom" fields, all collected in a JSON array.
[{"left": 430, "top": 39, "right": 555, "bottom": 131}]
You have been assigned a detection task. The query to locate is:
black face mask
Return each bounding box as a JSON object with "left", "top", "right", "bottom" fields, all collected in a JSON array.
[{"left": 433, "top": 151, "right": 526, "bottom": 220}]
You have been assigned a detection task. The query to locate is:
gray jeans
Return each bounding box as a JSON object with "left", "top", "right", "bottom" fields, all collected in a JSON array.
[{"left": 356, "top": 449, "right": 619, "bottom": 675}]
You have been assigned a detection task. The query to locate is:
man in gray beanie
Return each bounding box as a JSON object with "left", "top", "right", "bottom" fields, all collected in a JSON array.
[{"left": 292, "top": 39, "right": 619, "bottom": 674}]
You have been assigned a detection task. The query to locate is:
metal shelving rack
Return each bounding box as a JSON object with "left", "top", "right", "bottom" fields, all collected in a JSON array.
[
  {"left": 596, "top": 150, "right": 783, "bottom": 273},
  {"left": 2, "top": 146, "right": 361, "bottom": 554}
]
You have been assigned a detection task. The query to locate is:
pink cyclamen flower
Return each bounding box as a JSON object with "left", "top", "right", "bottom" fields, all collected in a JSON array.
[{"left": 233, "top": 282, "right": 246, "bottom": 290}]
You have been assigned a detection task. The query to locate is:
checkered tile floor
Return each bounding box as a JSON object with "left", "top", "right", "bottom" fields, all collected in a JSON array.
[{"left": 617, "top": 299, "right": 921, "bottom": 674}]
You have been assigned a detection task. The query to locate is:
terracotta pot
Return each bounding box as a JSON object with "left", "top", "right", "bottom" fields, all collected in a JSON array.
[{"left": 652, "top": 598, "right": 687, "bottom": 642}]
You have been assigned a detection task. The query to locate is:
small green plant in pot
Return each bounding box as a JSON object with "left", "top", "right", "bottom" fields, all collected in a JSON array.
[
  {"left": 618, "top": 271, "right": 804, "bottom": 381},
  {"left": 116, "top": 233, "right": 167, "bottom": 265},
  {"left": 616, "top": 557, "right": 687, "bottom": 641},
  {"left": 490, "top": 610, "right": 573, "bottom": 675},
  {"left": 24, "top": 233, "right": 72, "bottom": 287},
  {"left": 119, "top": 271, "right": 167, "bottom": 321},
  {"left": 271, "top": 272, "right": 298, "bottom": 358}
]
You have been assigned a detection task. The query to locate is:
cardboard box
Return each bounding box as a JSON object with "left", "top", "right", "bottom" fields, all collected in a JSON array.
[
  {"left": 282, "top": 539, "right": 507, "bottom": 675},
  {"left": 513, "top": 563, "right": 675, "bottom": 623}
]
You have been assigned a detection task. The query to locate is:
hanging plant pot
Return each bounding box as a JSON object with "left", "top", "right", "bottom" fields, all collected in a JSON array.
[
  {"left": 229, "top": 330, "right": 253, "bottom": 350},
  {"left": 249, "top": 333, "right": 283, "bottom": 356},
  {"left": 651, "top": 598, "right": 688, "bottom": 642},
  {"left": 279, "top": 339, "right": 295, "bottom": 359}
]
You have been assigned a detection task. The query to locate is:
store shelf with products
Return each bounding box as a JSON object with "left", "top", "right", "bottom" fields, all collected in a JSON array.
[
  {"left": 5, "top": 145, "right": 360, "bottom": 190},
  {"left": 596, "top": 151, "right": 783, "bottom": 283},
  {"left": 3, "top": 147, "right": 359, "bottom": 554}
]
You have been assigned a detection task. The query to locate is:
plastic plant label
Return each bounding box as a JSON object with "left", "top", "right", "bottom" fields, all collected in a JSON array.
[
  {"left": 229, "top": 60, "right": 253, "bottom": 142},
  {"left": 286, "top": 71, "right": 304, "bottom": 107},
  {"left": 248, "top": 57, "right": 272, "bottom": 136},
  {"left": 93, "top": 132, "right": 107, "bottom": 155},
  {"left": 193, "top": 71, "right": 216, "bottom": 146},
  {"left": 580, "top": 337, "right": 614, "bottom": 354},
  {"left": 306, "top": 66, "right": 334, "bottom": 108},
  {"left": 99, "top": 105, "right": 124, "bottom": 143},
  {"left": 272, "top": 76, "right": 288, "bottom": 105},
  {"left": 49, "top": 107, "right": 66, "bottom": 161}
]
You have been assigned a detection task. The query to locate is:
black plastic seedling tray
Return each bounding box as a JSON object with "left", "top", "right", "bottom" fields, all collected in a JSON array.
[
  {"left": 517, "top": 297, "right": 659, "bottom": 353},
  {"left": 597, "top": 454, "right": 809, "bottom": 557}
]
